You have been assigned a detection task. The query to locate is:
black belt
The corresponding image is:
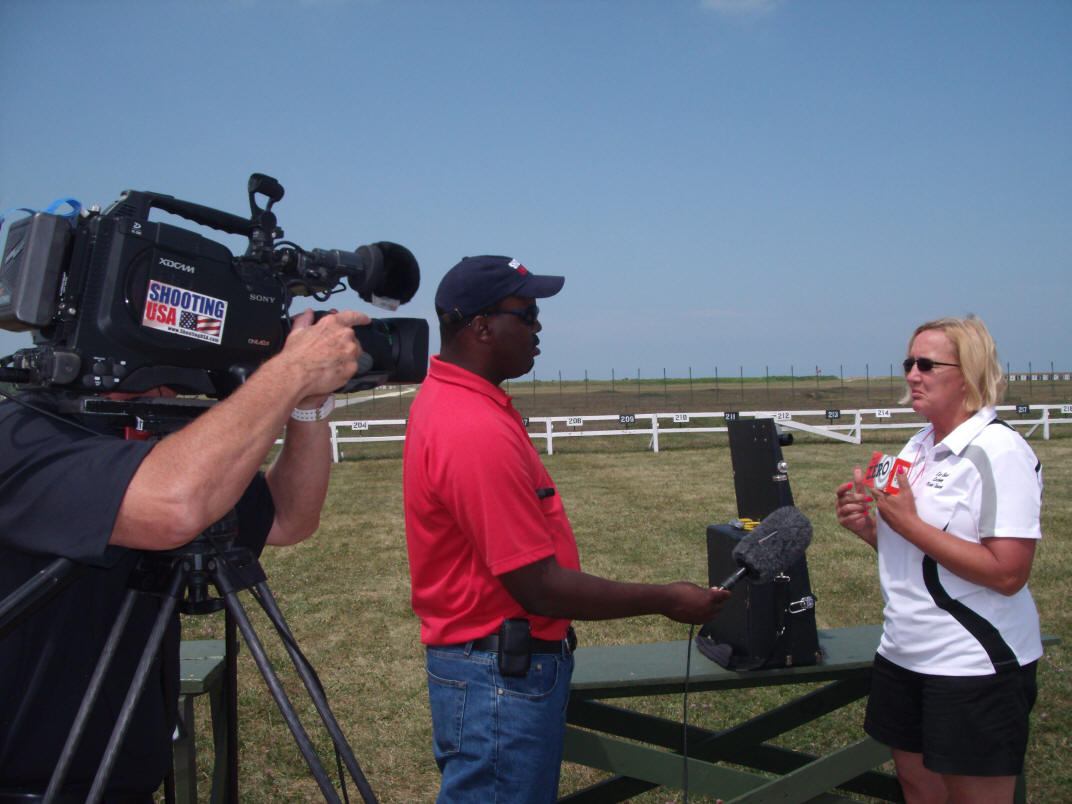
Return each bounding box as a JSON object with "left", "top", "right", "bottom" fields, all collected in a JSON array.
[{"left": 467, "top": 625, "right": 576, "bottom": 655}]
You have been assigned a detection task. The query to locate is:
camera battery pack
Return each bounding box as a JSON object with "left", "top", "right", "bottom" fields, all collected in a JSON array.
[{"left": 0, "top": 212, "right": 71, "bottom": 330}]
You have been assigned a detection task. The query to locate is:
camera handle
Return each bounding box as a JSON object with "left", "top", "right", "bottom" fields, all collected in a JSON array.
[{"left": 43, "top": 516, "right": 378, "bottom": 804}]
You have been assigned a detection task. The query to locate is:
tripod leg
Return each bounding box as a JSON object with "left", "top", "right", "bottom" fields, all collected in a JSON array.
[
  {"left": 86, "top": 564, "right": 185, "bottom": 804},
  {"left": 216, "top": 586, "right": 342, "bottom": 803},
  {"left": 0, "top": 557, "right": 84, "bottom": 639},
  {"left": 252, "top": 580, "right": 379, "bottom": 804},
  {"left": 44, "top": 587, "right": 139, "bottom": 803}
]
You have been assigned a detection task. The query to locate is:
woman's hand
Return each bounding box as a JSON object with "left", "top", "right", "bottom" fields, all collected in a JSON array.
[
  {"left": 872, "top": 466, "right": 919, "bottom": 535},
  {"left": 835, "top": 466, "right": 877, "bottom": 549}
]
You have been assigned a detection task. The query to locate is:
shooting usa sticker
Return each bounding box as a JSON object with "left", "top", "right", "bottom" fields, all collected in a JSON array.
[{"left": 142, "top": 279, "right": 227, "bottom": 345}]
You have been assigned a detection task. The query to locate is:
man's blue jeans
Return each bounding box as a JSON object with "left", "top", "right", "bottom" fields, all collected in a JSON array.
[{"left": 425, "top": 642, "right": 574, "bottom": 803}]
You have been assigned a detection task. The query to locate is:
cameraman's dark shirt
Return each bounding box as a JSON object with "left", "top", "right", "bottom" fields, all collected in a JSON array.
[{"left": 0, "top": 393, "right": 274, "bottom": 795}]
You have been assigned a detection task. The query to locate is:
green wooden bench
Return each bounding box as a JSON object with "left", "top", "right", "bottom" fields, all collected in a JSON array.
[
  {"left": 174, "top": 639, "right": 231, "bottom": 804},
  {"left": 560, "top": 624, "right": 1059, "bottom": 803}
]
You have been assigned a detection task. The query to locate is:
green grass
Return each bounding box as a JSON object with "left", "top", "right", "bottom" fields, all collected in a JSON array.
[{"left": 171, "top": 382, "right": 1072, "bottom": 803}]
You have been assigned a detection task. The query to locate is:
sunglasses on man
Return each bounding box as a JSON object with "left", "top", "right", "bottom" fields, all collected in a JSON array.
[
  {"left": 474, "top": 304, "right": 540, "bottom": 327},
  {"left": 903, "top": 357, "right": 960, "bottom": 373}
]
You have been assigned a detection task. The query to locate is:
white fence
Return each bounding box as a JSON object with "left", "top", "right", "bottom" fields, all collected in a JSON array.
[{"left": 326, "top": 403, "right": 1072, "bottom": 461}]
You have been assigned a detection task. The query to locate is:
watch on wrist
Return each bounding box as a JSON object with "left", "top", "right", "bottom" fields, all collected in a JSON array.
[{"left": 290, "top": 394, "right": 334, "bottom": 422}]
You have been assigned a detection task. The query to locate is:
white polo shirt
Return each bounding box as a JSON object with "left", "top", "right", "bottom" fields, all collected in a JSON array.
[{"left": 876, "top": 407, "right": 1043, "bottom": 675}]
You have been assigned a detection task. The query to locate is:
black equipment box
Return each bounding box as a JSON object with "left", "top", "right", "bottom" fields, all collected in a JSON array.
[
  {"left": 697, "top": 417, "right": 822, "bottom": 669},
  {"left": 726, "top": 416, "right": 794, "bottom": 521},
  {"left": 698, "top": 523, "right": 822, "bottom": 669}
]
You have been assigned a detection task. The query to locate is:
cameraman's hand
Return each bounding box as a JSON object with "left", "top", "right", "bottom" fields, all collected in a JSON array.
[{"left": 282, "top": 309, "right": 369, "bottom": 405}]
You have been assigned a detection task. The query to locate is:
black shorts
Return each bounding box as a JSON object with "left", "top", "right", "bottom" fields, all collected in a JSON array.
[{"left": 864, "top": 653, "right": 1038, "bottom": 777}]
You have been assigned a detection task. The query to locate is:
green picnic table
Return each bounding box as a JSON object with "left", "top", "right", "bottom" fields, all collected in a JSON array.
[{"left": 560, "top": 624, "right": 1058, "bottom": 803}]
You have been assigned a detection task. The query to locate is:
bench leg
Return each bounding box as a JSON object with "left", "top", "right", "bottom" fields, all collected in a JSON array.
[
  {"left": 173, "top": 694, "right": 197, "bottom": 804},
  {"left": 208, "top": 676, "right": 230, "bottom": 803}
]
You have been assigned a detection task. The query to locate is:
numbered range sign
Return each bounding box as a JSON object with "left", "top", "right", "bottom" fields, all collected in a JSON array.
[
  {"left": 351, "top": 421, "right": 370, "bottom": 431},
  {"left": 673, "top": 413, "right": 689, "bottom": 423},
  {"left": 618, "top": 414, "right": 636, "bottom": 426},
  {"left": 1016, "top": 405, "right": 1031, "bottom": 415},
  {"left": 567, "top": 416, "right": 584, "bottom": 427},
  {"left": 723, "top": 411, "right": 739, "bottom": 422},
  {"left": 875, "top": 409, "right": 891, "bottom": 418},
  {"left": 825, "top": 409, "right": 841, "bottom": 421}
]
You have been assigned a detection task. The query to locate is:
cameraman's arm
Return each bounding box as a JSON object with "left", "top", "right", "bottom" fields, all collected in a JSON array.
[
  {"left": 109, "top": 310, "right": 366, "bottom": 550},
  {"left": 262, "top": 412, "right": 333, "bottom": 546}
]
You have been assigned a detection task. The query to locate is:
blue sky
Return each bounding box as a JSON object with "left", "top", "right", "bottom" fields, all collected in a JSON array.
[{"left": 2, "top": 0, "right": 1069, "bottom": 382}]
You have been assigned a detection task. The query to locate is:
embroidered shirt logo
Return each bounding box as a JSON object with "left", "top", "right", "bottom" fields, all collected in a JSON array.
[{"left": 926, "top": 470, "right": 951, "bottom": 489}]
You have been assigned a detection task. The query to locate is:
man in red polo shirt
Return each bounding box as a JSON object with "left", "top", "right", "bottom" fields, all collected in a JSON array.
[{"left": 403, "top": 255, "right": 730, "bottom": 803}]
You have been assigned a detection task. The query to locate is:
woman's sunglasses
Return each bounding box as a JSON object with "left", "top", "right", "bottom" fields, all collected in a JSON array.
[{"left": 903, "top": 357, "right": 960, "bottom": 373}]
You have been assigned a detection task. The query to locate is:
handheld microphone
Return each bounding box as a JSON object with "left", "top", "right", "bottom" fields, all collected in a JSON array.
[{"left": 718, "top": 506, "right": 813, "bottom": 590}]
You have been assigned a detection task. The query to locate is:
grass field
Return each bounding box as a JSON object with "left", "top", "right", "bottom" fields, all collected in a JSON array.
[{"left": 174, "top": 379, "right": 1071, "bottom": 803}]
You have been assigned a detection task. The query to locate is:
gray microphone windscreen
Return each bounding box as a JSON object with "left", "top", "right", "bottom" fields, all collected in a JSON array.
[{"left": 731, "top": 505, "right": 812, "bottom": 584}]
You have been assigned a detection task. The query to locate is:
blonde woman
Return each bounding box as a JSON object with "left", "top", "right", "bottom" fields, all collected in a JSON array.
[{"left": 835, "top": 316, "right": 1043, "bottom": 804}]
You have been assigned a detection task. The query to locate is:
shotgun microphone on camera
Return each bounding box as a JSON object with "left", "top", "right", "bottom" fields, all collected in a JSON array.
[{"left": 717, "top": 506, "right": 813, "bottom": 590}]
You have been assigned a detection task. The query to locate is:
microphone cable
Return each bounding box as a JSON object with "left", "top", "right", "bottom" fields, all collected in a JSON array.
[{"left": 682, "top": 623, "right": 696, "bottom": 803}]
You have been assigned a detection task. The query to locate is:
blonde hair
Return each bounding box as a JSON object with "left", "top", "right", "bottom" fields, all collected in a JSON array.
[{"left": 899, "top": 314, "right": 1005, "bottom": 411}]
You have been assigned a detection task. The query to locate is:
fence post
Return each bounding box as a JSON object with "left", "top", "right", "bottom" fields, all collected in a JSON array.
[
  {"left": 545, "top": 418, "right": 555, "bottom": 456},
  {"left": 330, "top": 422, "right": 341, "bottom": 463}
]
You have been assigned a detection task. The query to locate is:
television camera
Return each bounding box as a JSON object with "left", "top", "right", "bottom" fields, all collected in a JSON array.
[{"left": 0, "top": 173, "right": 427, "bottom": 398}]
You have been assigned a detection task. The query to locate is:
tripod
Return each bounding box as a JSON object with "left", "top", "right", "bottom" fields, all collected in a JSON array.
[
  {"left": 0, "top": 395, "right": 378, "bottom": 802},
  {"left": 33, "top": 513, "right": 378, "bottom": 804}
]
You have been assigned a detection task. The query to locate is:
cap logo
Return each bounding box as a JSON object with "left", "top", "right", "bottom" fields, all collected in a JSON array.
[{"left": 508, "top": 258, "right": 528, "bottom": 275}]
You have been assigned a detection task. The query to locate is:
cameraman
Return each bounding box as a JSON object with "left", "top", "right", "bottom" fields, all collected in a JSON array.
[{"left": 0, "top": 309, "right": 366, "bottom": 802}]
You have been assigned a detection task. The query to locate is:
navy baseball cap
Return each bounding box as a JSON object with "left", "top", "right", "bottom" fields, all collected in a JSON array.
[{"left": 435, "top": 256, "right": 565, "bottom": 323}]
